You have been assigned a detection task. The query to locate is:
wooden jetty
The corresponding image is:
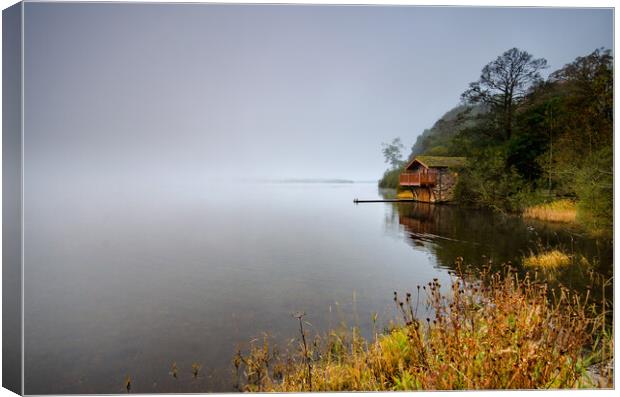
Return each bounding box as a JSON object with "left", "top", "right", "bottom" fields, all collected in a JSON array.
[{"left": 353, "top": 198, "right": 415, "bottom": 203}]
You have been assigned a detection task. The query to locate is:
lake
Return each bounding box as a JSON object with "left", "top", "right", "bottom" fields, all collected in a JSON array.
[{"left": 23, "top": 182, "right": 612, "bottom": 393}]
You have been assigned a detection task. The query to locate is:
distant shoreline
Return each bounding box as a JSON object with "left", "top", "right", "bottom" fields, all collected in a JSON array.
[{"left": 243, "top": 178, "right": 377, "bottom": 184}]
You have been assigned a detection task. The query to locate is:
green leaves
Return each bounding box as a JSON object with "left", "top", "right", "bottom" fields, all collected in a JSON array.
[{"left": 575, "top": 146, "right": 613, "bottom": 236}]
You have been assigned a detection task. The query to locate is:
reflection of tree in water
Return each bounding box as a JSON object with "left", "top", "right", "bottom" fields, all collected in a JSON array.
[{"left": 386, "top": 201, "right": 612, "bottom": 296}]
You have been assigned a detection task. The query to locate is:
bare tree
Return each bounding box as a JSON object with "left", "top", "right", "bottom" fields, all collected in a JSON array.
[
  {"left": 381, "top": 138, "right": 405, "bottom": 170},
  {"left": 462, "top": 48, "right": 547, "bottom": 140}
]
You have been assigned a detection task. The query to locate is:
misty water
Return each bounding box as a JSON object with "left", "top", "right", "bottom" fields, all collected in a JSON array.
[{"left": 24, "top": 182, "right": 611, "bottom": 394}]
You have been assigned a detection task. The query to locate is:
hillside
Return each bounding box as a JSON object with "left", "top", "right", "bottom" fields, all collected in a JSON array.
[{"left": 408, "top": 104, "right": 486, "bottom": 158}]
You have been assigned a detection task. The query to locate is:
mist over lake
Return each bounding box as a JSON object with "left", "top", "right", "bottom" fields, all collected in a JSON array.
[{"left": 23, "top": 182, "right": 611, "bottom": 393}]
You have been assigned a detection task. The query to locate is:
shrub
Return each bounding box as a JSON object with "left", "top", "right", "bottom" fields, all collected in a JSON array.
[
  {"left": 574, "top": 147, "right": 612, "bottom": 237},
  {"left": 378, "top": 167, "right": 404, "bottom": 189},
  {"left": 454, "top": 149, "right": 530, "bottom": 212}
]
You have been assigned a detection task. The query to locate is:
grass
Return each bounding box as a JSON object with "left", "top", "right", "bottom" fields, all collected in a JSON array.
[
  {"left": 235, "top": 259, "right": 613, "bottom": 391},
  {"left": 523, "top": 250, "right": 572, "bottom": 269},
  {"left": 523, "top": 199, "right": 577, "bottom": 223}
]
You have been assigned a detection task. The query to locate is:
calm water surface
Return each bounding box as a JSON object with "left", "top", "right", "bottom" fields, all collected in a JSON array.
[{"left": 24, "top": 183, "right": 612, "bottom": 393}]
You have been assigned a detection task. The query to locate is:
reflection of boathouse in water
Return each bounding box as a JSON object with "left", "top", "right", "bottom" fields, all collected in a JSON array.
[
  {"left": 399, "top": 156, "right": 467, "bottom": 202},
  {"left": 394, "top": 202, "right": 526, "bottom": 266},
  {"left": 398, "top": 203, "right": 441, "bottom": 236}
]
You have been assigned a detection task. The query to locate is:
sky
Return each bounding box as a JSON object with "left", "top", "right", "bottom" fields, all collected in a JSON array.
[{"left": 24, "top": 3, "right": 613, "bottom": 183}]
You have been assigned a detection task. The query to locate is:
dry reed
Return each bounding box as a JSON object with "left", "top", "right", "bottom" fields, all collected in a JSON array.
[
  {"left": 523, "top": 200, "right": 577, "bottom": 223},
  {"left": 523, "top": 250, "right": 572, "bottom": 269},
  {"left": 235, "top": 259, "right": 612, "bottom": 391}
]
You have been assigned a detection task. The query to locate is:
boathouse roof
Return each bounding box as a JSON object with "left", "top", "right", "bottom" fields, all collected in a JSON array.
[{"left": 405, "top": 156, "right": 468, "bottom": 170}]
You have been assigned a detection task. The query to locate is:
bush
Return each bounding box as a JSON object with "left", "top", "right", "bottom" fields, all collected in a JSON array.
[
  {"left": 454, "top": 149, "right": 530, "bottom": 212},
  {"left": 378, "top": 167, "right": 404, "bottom": 189},
  {"left": 574, "top": 147, "right": 612, "bottom": 236}
]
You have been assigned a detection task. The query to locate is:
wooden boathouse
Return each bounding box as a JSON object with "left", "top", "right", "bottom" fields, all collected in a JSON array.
[{"left": 399, "top": 156, "right": 467, "bottom": 203}]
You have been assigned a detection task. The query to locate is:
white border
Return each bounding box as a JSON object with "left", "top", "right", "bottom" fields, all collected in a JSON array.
[{"left": 0, "top": 1, "right": 616, "bottom": 397}]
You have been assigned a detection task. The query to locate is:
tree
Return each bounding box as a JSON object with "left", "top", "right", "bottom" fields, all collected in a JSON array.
[
  {"left": 381, "top": 138, "right": 405, "bottom": 170},
  {"left": 462, "top": 48, "right": 547, "bottom": 141},
  {"left": 575, "top": 146, "right": 612, "bottom": 236},
  {"left": 453, "top": 147, "right": 528, "bottom": 212},
  {"left": 549, "top": 47, "right": 613, "bottom": 155},
  {"left": 517, "top": 48, "right": 613, "bottom": 196}
]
